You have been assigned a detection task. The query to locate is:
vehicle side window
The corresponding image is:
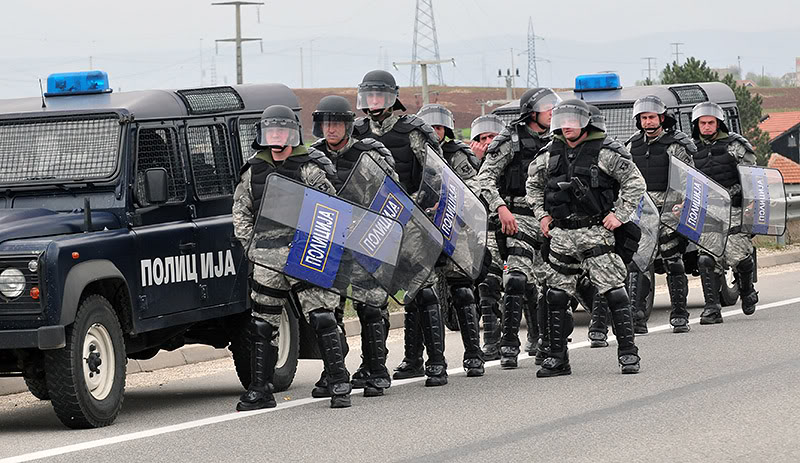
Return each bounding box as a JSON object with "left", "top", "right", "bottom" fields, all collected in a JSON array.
[
  {"left": 187, "top": 124, "right": 235, "bottom": 199},
  {"left": 135, "top": 127, "right": 186, "bottom": 207},
  {"left": 238, "top": 117, "right": 260, "bottom": 163}
]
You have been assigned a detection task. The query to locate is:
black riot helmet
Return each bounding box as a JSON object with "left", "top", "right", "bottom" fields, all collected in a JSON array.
[
  {"left": 516, "top": 87, "right": 561, "bottom": 126},
  {"left": 587, "top": 104, "right": 606, "bottom": 132},
  {"left": 691, "top": 101, "right": 729, "bottom": 137},
  {"left": 253, "top": 104, "right": 302, "bottom": 151},
  {"left": 312, "top": 95, "right": 355, "bottom": 140},
  {"left": 632, "top": 95, "right": 676, "bottom": 133},
  {"left": 550, "top": 99, "right": 591, "bottom": 137},
  {"left": 357, "top": 70, "right": 406, "bottom": 115},
  {"left": 417, "top": 103, "right": 455, "bottom": 140}
]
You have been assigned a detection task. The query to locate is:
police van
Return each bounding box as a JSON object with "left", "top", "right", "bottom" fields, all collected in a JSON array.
[
  {"left": 0, "top": 71, "right": 314, "bottom": 428},
  {"left": 492, "top": 74, "right": 748, "bottom": 310}
]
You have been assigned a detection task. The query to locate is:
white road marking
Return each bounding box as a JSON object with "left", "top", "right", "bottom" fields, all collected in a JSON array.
[{"left": 5, "top": 295, "right": 800, "bottom": 463}]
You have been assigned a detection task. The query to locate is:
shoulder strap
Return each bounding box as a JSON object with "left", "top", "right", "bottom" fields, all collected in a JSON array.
[
  {"left": 727, "top": 132, "right": 755, "bottom": 154},
  {"left": 667, "top": 130, "right": 698, "bottom": 155},
  {"left": 602, "top": 136, "right": 630, "bottom": 159},
  {"left": 486, "top": 127, "right": 512, "bottom": 155},
  {"left": 353, "top": 117, "right": 370, "bottom": 136}
]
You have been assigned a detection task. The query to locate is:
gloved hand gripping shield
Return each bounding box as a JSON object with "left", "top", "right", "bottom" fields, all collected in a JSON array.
[
  {"left": 738, "top": 165, "right": 787, "bottom": 236},
  {"left": 661, "top": 157, "right": 732, "bottom": 257},
  {"left": 417, "top": 146, "right": 488, "bottom": 281},
  {"left": 250, "top": 174, "right": 408, "bottom": 305},
  {"left": 628, "top": 193, "right": 659, "bottom": 272},
  {"left": 338, "top": 153, "right": 444, "bottom": 304}
]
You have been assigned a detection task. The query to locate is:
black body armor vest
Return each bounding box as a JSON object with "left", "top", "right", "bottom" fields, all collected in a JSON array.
[
  {"left": 488, "top": 126, "right": 549, "bottom": 198},
  {"left": 312, "top": 138, "right": 393, "bottom": 191},
  {"left": 693, "top": 134, "right": 745, "bottom": 206}
]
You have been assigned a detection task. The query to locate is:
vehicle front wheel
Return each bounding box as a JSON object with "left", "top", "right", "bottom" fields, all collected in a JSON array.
[
  {"left": 44, "top": 294, "right": 126, "bottom": 429},
  {"left": 23, "top": 372, "right": 49, "bottom": 401}
]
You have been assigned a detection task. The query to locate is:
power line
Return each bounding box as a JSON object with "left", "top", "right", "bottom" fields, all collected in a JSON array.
[
  {"left": 526, "top": 17, "right": 542, "bottom": 88},
  {"left": 410, "top": 0, "right": 444, "bottom": 86},
  {"left": 213, "top": 1, "right": 263, "bottom": 85},
  {"left": 670, "top": 42, "right": 684, "bottom": 65},
  {"left": 642, "top": 56, "right": 656, "bottom": 81}
]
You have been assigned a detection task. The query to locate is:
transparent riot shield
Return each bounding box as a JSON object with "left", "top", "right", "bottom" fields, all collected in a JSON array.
[
  {"left": 418, "top": 146, "right": 488, "bottom": 280},
  {"left": 249, "top": 174, "right": 406, "bottom": 306},
  {"left": 739, "top": 166, "right": 787, "bottom": 236},
  {"left": 628, "top": 193, "right": 659, "bottom": 272},
  {"left": 661, "top": 157, "right": 731, "bottom": 257},
  {"left": 338, "top": 153, "right": 444, "bottom": 303}
]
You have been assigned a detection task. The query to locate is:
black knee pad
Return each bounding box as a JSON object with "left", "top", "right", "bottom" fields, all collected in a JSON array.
[
  {"left": 736, "top": 255, "right": 755, "bottom": 273},
  {"left": 697, "top": 254, "right": 717, "bottom": 271},
  {"left": 251, "top": 317, "right": 274, "bottom": 340},
  {"left": 478, "top": 277, "right": 501, "bottom": 299},
  {"left": 666, "top": 259, "right": 685, "bottom": 275},
  {"left": 360, "top": 304, "right": 384, "bottom": 323},
  {"left": 504, "top": 271, "right": 527, "bottom": 295},
  {"left": 414, "top": 286, "right": 438, "bottom": 307},
  {"left": 308, "top": 309, "right": 337, "bottom": 331},
  {"left": 451, "top": 285, "right": 476, "bottom": 306},
  {"left": 605, "top": 287, "right": 629, "bottom": 307},
  {"left": 546, "top": 288, "right": 570, "bottom": 307}
]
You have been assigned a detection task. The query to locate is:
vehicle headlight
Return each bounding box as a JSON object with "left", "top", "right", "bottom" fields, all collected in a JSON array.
[{"left": 0, "top": 268, "right": 26, "bottom": 298}]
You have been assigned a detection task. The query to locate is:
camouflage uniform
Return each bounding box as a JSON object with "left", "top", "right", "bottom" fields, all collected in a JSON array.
[
  {"left": 477, "top": 124, "right": 550, "bottom": 366},
  {"left": 527, "top": 129, "right": 646, "bottom": 374}
]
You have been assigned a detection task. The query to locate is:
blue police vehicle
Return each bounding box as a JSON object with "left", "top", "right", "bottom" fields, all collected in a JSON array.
[{"left": 0, "top": 72, "right": 311, "bottom": 428}]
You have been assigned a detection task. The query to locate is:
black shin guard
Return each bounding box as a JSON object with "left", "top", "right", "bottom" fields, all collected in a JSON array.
[
  {"left": 665, "top": 259, "right": 690, "bottom": 331},
  {"left": 537, "top": 288, "right": 571, "bottom": 377},
  {"left": 237, "top": 318, "right": 278, "bottom": 411},
  {"left": 523, "top": 284, "right": 538, "bottom": 354},
  {"left": 605, "top": 287, "right": 640, "bottom": 374},
  {"left": 415, "top": 287, "right": 448, "bottom": 386},
  {"left": 360, "top": 304, "right": 391, "bottom": 394},
  {"left": 698, "top": 254, "right": 723, "bottom": 324},
  {"left": 309, "top": 310, "right": 351, "bottom": 408},
  {"left": 737, "top": 256, "right": 758, "bottom": 316},
  {"left": 393, "top": 307, "right": 425, "bottom": 379},
  {"left": 452, "top": 285, "right": 485, "bottom": 376},
  {"left": 479, "top": 279, "right": 502, "bottom": 360},
  {"left": 500, "top": 272, "right": 526, "bottom": 368}
]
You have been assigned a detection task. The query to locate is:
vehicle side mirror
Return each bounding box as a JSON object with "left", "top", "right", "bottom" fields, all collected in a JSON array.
[{"left": 144, "top": 168, "right": 169, "bottom": 205}]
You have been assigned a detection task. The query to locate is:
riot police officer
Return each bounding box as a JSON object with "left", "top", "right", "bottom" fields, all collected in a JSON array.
[
  {"left": 690, "top": 102, "right": 759, "bottom": 323},
  {"left": 470, "top": 114, "right": 506, "bottom": 161},
  {"left": 418, "top": 103, "right": 484, "bottom": 376},
  {"left": 309, "top": 95, "right": 396, "bottom": 397},
  {"left": 352, "top": 70, "right": 448, "bottom": 386},
  {"left": 625, "top": 96, "right": 697, "bottom": 334},
  {"left": 477, "top": 88, "right": 560, "bottom": 368},
  {"left": 233, "top": 105, "right": 352, "bottom": 409},
  {"left": 527, "top": 99, "right": 646, "bottom": 376}
]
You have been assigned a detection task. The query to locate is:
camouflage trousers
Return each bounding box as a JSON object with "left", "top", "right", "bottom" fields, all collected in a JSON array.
[
  {"left": 547, "top": 224, "right": 627, "bottom": 296},
  {"left": 698, "top": 207, "right": 754, "bottom": 274},
  {"left": 483, "top": 223, "right": 504, "bottom": 291},
  {"left": 502, "top": 213, "right": 550, "bottom": 286}
]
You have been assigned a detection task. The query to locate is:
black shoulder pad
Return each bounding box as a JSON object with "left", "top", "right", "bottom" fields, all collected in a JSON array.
[
  {"left": 486, "top": 127, "right": 512, "bottom": 155},
  {"left": 537, "top": 140, "right": 553, "bottom": 158},
  {"left": 353, "top": 117, "right": 370, "bottom": 136},
  {"left": 396, "top": 114, "right": 440, "bottom": 148},
  {"left": 728, "top": 132, "right": 755, "bottom": 154},
  {"left": 670, "top": 130, "right": 698, "bottom": 155},
  {"left": 310, "top": 138, "right": 326, "bottom": 149},
  {"left": 603, "top": 137, "right": 631, "bottom": 159},
  {"left": 354, "top": 137, "right": 395, "bottom": 167},
  {"left": 625, "top": 131, "right": 644, "bottom": 146},
  {"left": 306, "top": 147, "right": 337, "bottom": 177},
  {"left": 240, "top": 151, "right": 264, "bottom": 175}
]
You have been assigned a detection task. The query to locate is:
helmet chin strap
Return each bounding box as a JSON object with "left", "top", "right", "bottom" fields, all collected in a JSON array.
[{"left": 644, "top": 124, "right": 661, "bottom": 134}]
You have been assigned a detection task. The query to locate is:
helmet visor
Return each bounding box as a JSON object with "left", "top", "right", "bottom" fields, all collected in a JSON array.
[
  {"left": 633, "top": 96, "right": 667, "bottom": 118},
  {"left": 470, "top": 116, "right": 505, "bottom": 141},
  {"left": 417, "top": 106, "right": 454, "bottom": 130},
  {"left": 530, "top": 92, "right": 562, "bottom": 113},
  {"left": 692, "top": 102, "right": 725, "bottom": 122},
  {"left": 312, "top": 114, "right": 354, "bottom": 141},
  {"left": 356, "top": 89, "right": 397, "bottom": 111},
  {"left": 260, "top": 119, "right": 300, "bottom": 148},
  {"left": 551, "top": 104, "right": 590, "bottom": 131}
]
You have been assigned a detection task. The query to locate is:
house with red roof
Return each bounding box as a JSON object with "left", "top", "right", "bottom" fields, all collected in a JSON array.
[
  {"left": 768, "top": 153, "right": 800, "bottom": 184},
  {"left": 759, "top": 111, "right": 800, "bottom": 163}
]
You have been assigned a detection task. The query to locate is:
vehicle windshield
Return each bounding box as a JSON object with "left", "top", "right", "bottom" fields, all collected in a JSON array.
[{"left": 0, "top": 114, "right": 121, "bottom": 185}]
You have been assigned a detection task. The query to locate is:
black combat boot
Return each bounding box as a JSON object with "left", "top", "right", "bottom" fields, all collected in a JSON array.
[
  {"left": 452, "top": 286, "right": 485, "bottom": 377},
  {"left": 393, "top": 308, "right": 425, "bottom": 379},
  {"left": 588, "top": 296, "right": 610, "bottom": 348},
  {"left": 309, "top": 310, "right": 351, "bottom": 408},
  {"left": 415, "top": 288, "right": 448, "bottom": 387},
  {"left": 500, "top": 272, "right": 526, "bottom": 369},
  {"left": 478, "top": 280, "right": 502, "bottom": 360},
  {"left": 523, "top": 284, "right": 539, "bottom": 356},
  {"left": 606, "top": 287, "right": 640, "bottom": 374},
  {"left": 665, "top": 259, "right": 690, "bottom": 333},
  {"left": 535, "top": 285, "right": 550, "bottom": 365},
  {"left": 698, "top": 255, "right": 723, "bottom": 324},
  {"left": 737, "top": 256, "right": 759, "bottom": 316},
  {"left": 237, "top": 318, "right": 278, "bottom": 411},
  {"left": 360, "top": 305, "right": 391, "bottom": 397},
  {"left": 537, "top": 288, "right": 571, "bottom": 377},
  {"left": 627, "top": 269, "right": 651, "bottom": 335}
]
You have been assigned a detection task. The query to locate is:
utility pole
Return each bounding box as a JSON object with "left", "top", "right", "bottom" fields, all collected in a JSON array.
[
  {"left": 410, "top": 0, "right": 445, "bottom": 86},
  {"left": 498, "top": 68, "right": 519, "bottom": 100},
  {"left": 213, "top": 1, "right": 263, "bottom": 85},
  {"left": 738, "top": 55, "right": 742, "bottom": 78},
  {"left": 670, "top": 42, "right": 684, "bottom": 65},
  {"left": 642, "top": 57, "right": 656, "bottom": 81},
  {"left": 299, "top": 47, "right": 304, "bottom": 88},
  {"left": 526, "top": 17, "right": 544, "bottom": 88},
  {"left": 393, "top": 58, "right": 455, "bottom": 105}
]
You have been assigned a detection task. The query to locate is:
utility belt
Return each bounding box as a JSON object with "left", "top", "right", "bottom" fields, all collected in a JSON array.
[
  {"left": 496, "top": 228, "right": 542, "bottom": 261},
  {"left": 552, "top": 215, "right": 604, "bottom": 230}
]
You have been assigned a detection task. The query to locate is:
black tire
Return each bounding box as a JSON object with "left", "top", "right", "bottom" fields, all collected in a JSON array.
[
  {"left": 44, "top": 294, "right": 126, "bottom": 429},
  {"left": 24, "top": 373, "right": 49, "bottom": 401},
  {"left": 230, "top": 310, "right": 299, "bottom": 393},
  {"left": 720, "top": 268, "right": 740, "bottom": 307}
]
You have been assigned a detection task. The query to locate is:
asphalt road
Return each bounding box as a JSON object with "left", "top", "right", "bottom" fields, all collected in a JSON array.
[{"left": 2, "top": 263, "right": 800, "bottom": 462}]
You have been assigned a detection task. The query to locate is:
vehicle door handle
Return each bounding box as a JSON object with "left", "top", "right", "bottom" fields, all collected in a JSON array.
[{"left": 179, "top": 242, "right": 196, "bottom": 253}]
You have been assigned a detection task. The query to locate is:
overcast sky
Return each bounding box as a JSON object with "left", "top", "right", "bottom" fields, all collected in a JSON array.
[{"left": 0, "top": 0, "right": 798, "bottom": 98}]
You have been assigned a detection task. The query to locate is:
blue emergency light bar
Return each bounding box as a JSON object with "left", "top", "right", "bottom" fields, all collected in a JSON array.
[
  {"left": 574, "top": 73, "right": 621, "bottom": 92},
  {"left": 45, "top": 71, "right": 112, "bottom": 97}
]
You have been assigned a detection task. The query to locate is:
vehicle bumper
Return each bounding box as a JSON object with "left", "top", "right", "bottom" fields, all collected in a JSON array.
[{"left": 0, "top": 326, "right": 65, "bottom": 350}]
